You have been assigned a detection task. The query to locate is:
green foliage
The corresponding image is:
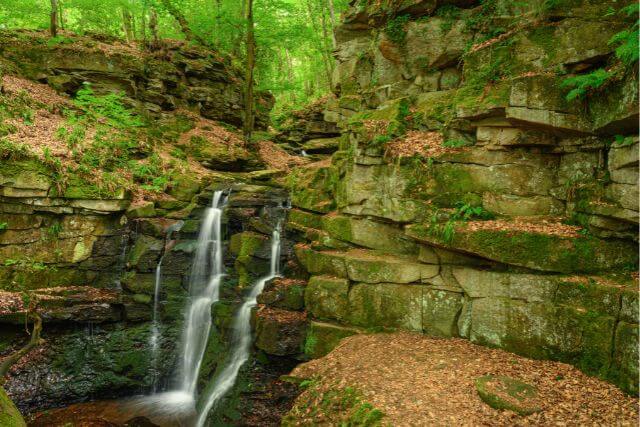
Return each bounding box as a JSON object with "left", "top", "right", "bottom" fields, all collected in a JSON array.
[
  {"left": 613, "top": 135, "right": 636, "bottom": 147},
  {"left": 442, "top": 139, "right": 468, "bottom": 148},
  {"left": 562, "top": 4, "right": 638, "bottom": 102},
  {"left": 384, "top": 15, "right": 410, "bottom": 45},
  {"left": 0, "top": 223, "right": 7, "bottom": 231},
  {"left": 608, "top": 4, "right": 639, "bottom": 67},
  {"left": 0, "top": 138, "right": 32, "bottom": 160},
  {"left": 560, "top": 69, "right": 612, "bottom": 101},
  {"left": 452, "top": 202, "right": 495, "bottom": 221},
  {"left": 46, "top": 36, "right": 75, "bottom": 47},
  {"left": 73, "top": 84, "right": 143, "bottom": 129}
]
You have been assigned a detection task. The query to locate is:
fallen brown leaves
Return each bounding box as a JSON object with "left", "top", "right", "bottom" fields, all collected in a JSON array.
[
  {"left": 258, "top": 140, "right": 308, "bottom": 171},
  {"left": 256, "top": 306, "right": 307, "bottom": 323},
  {"left": 385, "top": 130, "right": 464, "bottom": 158},
  {"left": 2, "top": 75, "right": 72, "bottom": 108},
  {"left": 462, "top": 217, "right": 583, "bottom": 238},
  {"left": 290, "top": 333, "right": 639, "bottom": 426}
]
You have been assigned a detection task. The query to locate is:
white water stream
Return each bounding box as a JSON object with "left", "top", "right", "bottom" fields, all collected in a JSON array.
[
  {"left": 178, "top": 190, "right": 227, "bottom": 396},
  {"left": 195, "top": 222, "right": 282, "bottom": 426}
]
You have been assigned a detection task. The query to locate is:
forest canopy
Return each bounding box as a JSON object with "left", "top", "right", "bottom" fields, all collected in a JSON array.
[{"left": 0, "top": 0, "right": 348, "bottom": 115}]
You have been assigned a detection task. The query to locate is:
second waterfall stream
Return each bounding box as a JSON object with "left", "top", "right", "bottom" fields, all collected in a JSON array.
[{"left": 196, "top": 220, "right": 283, "bottom": 426}]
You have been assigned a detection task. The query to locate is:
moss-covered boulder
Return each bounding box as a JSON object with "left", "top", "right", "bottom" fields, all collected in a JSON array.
[
  {"left": 347, "top": 283, "right": 423, "bottom": 331},
  {"left": 257, "top": 277, "right": 306, "bottom": 311},
  {"left": 303, "top": 321, "right": 361, "bottom": 359},
  {"left": 305, "top": 275, "right": 350, "bottom": 322},
  {"left": 255, "top": 307, "right": 308, "bottom": 356},
  {"left": 0, "top": 387, "right": 25, "bottom": 427},
  {"left": 475, "top": 375, "right": 541, "bottom": 416}
]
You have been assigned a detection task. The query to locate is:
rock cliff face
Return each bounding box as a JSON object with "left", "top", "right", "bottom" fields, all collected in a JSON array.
[
  {"left": 0, "top": 31, "right": 273, "bottom": 129},
  {"left": 256, "top": 0, "right": 640, "bottom": 396}
]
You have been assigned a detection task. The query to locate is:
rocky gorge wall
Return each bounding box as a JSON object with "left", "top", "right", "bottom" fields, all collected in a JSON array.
[{"left": 256, "top": 0, "right": 640, "bottom": 396}]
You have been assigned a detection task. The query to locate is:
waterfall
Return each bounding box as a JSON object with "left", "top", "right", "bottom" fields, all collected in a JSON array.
[
  {"left": 177, "top": 190, "right": 227, "bottom": 397},
  {"left": 196, "top": 221, "right": 282, "bottom": 427},
  {"left": 149, "top": 258, "right": 163, "bottom": 392},
  {"left": 148, "top": 220, "right": 184, "bottom": 392}
]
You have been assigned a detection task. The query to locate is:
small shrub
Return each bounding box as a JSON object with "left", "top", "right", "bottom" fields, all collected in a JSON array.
[
  {"left": 74, "top": 83, "right": 143, "bottom": 129},
  {"left": 613, "top": 135, "right": 636, "bottom": 147},
  {"left": 384, "top": 15, "right": 410, "bottom": 45},
  {"left": 0, "top": 138, "right": 31, "bottom": 159},
  {"left": 442, "top": 139, "right": 469, "bottom": 148}
]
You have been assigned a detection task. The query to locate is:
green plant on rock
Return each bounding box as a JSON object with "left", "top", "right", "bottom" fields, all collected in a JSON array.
[
  {"left": 612, "top": 135, "right": 636, "bottom": 147},
  {"left": 384, "top": 14, "right": 410, "bottom": 45},
  {"left": 442, "top": 139, "right": 468, "bottom": 148},
  {"left": 562, "top": 4, "right": 639, "bottom": 102},
  {"left": 73, "top": 83, "right": 143, "bottom": 129},
  {"left": 560, "top": 69, "right": 612, "bottom": 101},
  {"left": 0, "top": 223, "right": 7, "bottom": 231},
  {"left": 609, "top": 4, "right": 639, "bottom": 67},
  {"left": 0, "top": 138, "right": 31, "bottom": 160}
]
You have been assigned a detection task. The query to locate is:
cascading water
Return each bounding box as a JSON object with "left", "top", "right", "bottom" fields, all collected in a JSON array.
[
  {"left": 149, "top": 221, "right": 184, "bottom": 392},
  {"left": 195, "top": 220, "right": 282, "bottom": 427},
  {"left": 178, "top": 190, "right": 227, "bottom": 397},
  {"left": 149, "top": 257, "right": 164, "bottom": 392},
  {"left": 124, "top": 191, "right": 229, "bottom": 424}
]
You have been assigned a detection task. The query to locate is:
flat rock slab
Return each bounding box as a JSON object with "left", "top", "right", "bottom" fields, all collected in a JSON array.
[{"left": 475, "top": 375, "right": 541, "bottom": 416}]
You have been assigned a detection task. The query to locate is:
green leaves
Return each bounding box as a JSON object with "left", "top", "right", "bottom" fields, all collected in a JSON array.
[
  {"left": 73, "top": 83, "right": 143, "bottom": 129},
  {"left": 384, "top": 14, "right": 410, "bottom": 45},
  {"left": 560, "top": 68, "right": 612, "bottom": 101},
  {"left": 608, "top": 4, "right": 639, "bottom": 67}
]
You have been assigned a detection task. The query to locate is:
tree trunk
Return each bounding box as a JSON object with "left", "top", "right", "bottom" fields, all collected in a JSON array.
[
  {"left": 122, "top": 8, "right": 134, "bottom": 42},
  {"left": 305, "top": 0, "right": 332, "bottom": 90},
  {"left": 243, "top": 0, "right": 256, "bottom": 144},
  {"left": 149, "top": 7, "right": 160, "bottom": 49},
  {"left": 319, "top": 0, "right": 334, "bottom": 73},
  {"left": 327, "top": 0, "right": 338, "bottom": 48},
  {"left": 284, "top": 48, "right": 296, "bottom": 104},
  {"left": 160, "top": 0, "right": 208, "bottom": 46},
  {"left": 58, "top": 0, "right": 65, "bottom": 30},
  {"left": 0, "top": 300, "right": 43, "bottom": 384},
  {"left": 50, "top": 0, "right": 58, "bottom": 38}
]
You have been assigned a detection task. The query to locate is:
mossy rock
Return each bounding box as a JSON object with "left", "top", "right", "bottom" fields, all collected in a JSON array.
[
  {"left": 0, "top": 387, "right": 25, "bottom": 427},
  {"left": 406, "top": 223, "right": 638, "bottom": 273},
  {"left": 303, "top": 321, "right": 361, "bottom": 359},
  {"left": 305, "top": 275, "right": 350, "bottom": 322},
  {"left": 126, "top": 201, "right": 156, "bottom": 219},
  {"left": 475, "top": 375, "right": 541, "bottom": 416}
]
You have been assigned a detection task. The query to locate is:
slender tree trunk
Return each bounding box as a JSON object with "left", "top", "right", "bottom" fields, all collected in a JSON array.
[
  {"left": 149, "top": 7, "right": 160, "bottom": 48},
  {"left": 50, "top": 0, "right": 58, "bottom": 38},
  {"left": 215, "top": 0, "right": 222, "bottom": 43},
  {"left": 58, "top": 0, "right": 65, "bottom": 30},
  {"left": 122, "top": 8, "right": 134, "bottom": 42},
  {"left": 284, "top": 48, "right": 296, "bottom": 104},
  {"left": 160, "top": 0, "right": 208, "bottom": 45},
  {"left": 141, "top": 0, "right": 148, "bottom": 43},
  {"left": 305, "top": 0, "right": 332, "bottom": 90},
  {"left": 327, "top": 0, "right": 337, "bottom": 48},
  {"left": 243, "top": 0, "right": 256, "bottom": 143},
  {"left": 319, "top": 0, "right": 334, "bottom": 73}
]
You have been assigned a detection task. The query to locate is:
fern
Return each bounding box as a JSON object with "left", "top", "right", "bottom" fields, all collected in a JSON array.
[
  {"left": 560, "top": 69, "right": 612, "bottom": 101},
  {"left": 608, "top": 4, "right": 639, "bottom": 66}
]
